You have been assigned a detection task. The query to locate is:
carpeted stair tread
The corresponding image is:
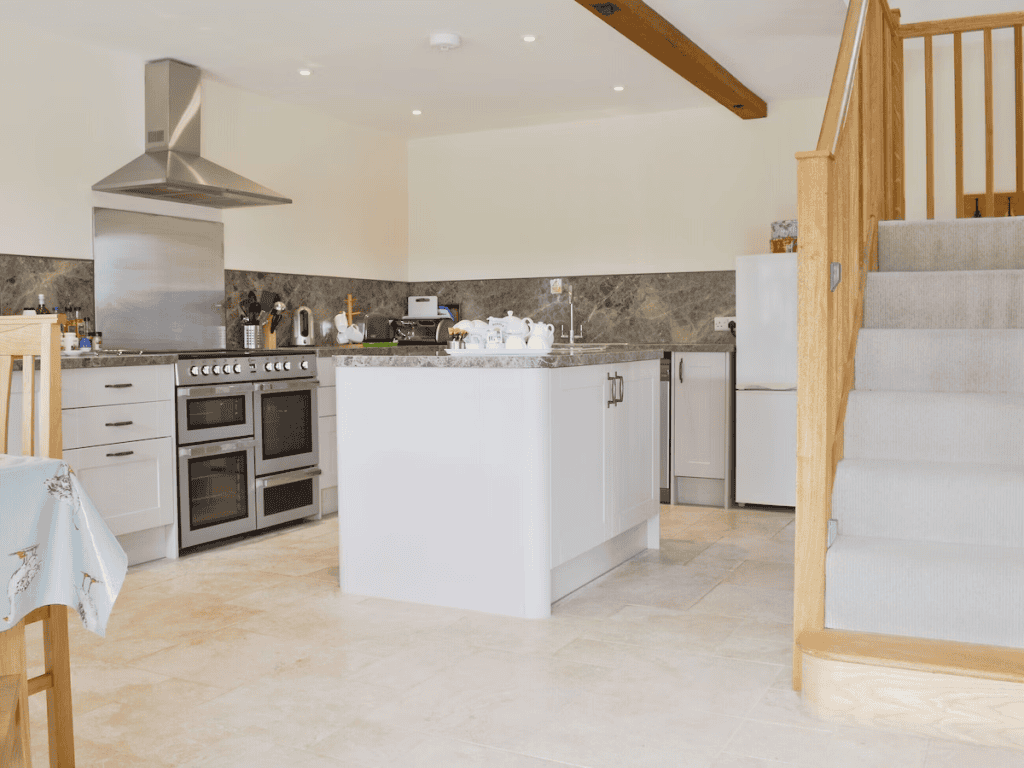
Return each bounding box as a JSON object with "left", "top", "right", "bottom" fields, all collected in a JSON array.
[
  {"left": 863, "top": 269, "right": 1024, "bottom": 329},
  {"left": 878, "top": 217, "right": 1024, "bottom": 272},
  {"left": 844, "top": 390, "right": 1024, "bottom": 465},
  {"left": 855, "top": 329, "right": 1024, "bottom": 393},
  {"left": 832, "top": 458, "right": 1024, "bottom": 546},
  {"left": 825, "top": 534, "right": 1024, "bottom": 648}
]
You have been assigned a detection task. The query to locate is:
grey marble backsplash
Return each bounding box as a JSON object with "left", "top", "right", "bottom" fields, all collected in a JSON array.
[{"left": 2, "top": 253, "right": 736, "bottom": 348}]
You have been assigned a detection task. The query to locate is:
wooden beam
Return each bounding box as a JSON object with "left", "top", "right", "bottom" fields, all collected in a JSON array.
[
  {"left": 899, "top": 11, "right": 1024, "bottom": 38},
  {"left": 573, "top": 0, "right": 767, "bottom": 119},
  {"left": 986, "top": 28, "right": 995, "bottom": 218},
  {"left": 818, "top": 0, "right": 867, "bottom": 151}
]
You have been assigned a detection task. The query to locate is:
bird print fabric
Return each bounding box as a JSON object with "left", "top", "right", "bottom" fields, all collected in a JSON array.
[{"left": 3, "top": 544, "right": 42, "bottom": 623}]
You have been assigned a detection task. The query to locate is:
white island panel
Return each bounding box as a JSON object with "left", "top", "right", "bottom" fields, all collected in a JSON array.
[{"left": 337, "top": 366, "right": 552, "bottom": 618}]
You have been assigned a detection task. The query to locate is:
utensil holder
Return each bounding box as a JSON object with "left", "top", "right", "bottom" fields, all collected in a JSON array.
[{"left": 243, "top": 324, "right": 262, "bottom": 350}]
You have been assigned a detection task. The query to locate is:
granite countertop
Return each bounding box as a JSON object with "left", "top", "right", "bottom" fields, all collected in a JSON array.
[{"left": 332, "top": 346, "right": 665, "bottom": 369}]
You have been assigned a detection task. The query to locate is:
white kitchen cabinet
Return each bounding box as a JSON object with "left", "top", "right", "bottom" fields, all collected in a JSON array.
[
  {"left": 63, "top": 437, "right": 175, "bottom": 536},
  {"left": 671, "top": 351, "right": 733, "bottom": 508},
  {"left": 6, "top": 364, "right": 178, "bottom": 565},
  {"left": 316, "top": 357, "right": 338, "bottom": 514},
  {"left": 550, "top": 359, "right": 660, "bottom": 570}
]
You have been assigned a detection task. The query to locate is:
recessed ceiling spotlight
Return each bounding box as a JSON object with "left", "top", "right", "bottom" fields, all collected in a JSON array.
[
  {"left": 298, "top": 68, "right": 312, "bottom": 76},
  {"left": 430, "top": 32, "right": 461, "bottom": 51},
  {"left": 523, "top": 35, "right": 536, "bottom": 42},
  {"left": 613, "top": 85, "right": 625, "bottom": 91},
  {"left": 412, "top": 110, "right": 422, "bottom": 116}
]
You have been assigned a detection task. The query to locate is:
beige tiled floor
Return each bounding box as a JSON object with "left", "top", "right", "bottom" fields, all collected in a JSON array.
[{"left": 22, "top": 505, "right": 1024, "bottom": 766}]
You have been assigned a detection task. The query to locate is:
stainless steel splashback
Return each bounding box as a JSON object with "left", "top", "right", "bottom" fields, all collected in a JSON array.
[{"left": 93, "top": 208, "right": 226, "bottom": 350}]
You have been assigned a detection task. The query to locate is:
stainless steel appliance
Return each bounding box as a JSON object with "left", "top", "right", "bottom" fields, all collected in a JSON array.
[
  {"left": 293, "top": 307, "right": 314, "bottom": 346},
  {"left": 94, "top": 208, "right": 226, "bottom": 351},
  {"left": 660, "top": 355, "right": 672, "bottom": 504},
  {"left": 392, "top": 317, "right": 454, "bottom": 346},
  {"left": 175, "top": 349, "right": 320, "bottom": 550},
  {"left": 93, "top": 59, "right": 291, "bottom": 209},
  {"left": 363, "top": 315, "right": 394, "bottom": 342}
]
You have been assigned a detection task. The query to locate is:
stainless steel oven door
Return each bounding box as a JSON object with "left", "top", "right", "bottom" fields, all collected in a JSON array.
[
  {"left": 256, "top": 466, "right": 322, "bottom": 530},
  {"left": 253, "top": 379, "right": 319, "bottom": 476},
  {"left": 178, "top": 439, "right": 257, "bottom": 549},
  {"left": 177, "top": 382, "right": 254, "bottom": 445}
]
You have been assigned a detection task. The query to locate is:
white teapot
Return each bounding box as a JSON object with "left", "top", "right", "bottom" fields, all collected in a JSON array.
[
  {"left": 488, "top": 311, "right": 533, "bottom": 337},
  {"left": 527, "top": 320, "right": 555, "bottom": 343}
]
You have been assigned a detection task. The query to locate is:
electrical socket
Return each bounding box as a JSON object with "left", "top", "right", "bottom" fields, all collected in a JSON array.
[
  {"left": 714, "top": 316, "right": 736, "bottom": 331},
  {"left": 550, "top": 278, "right": 563, "bottom": 294}
]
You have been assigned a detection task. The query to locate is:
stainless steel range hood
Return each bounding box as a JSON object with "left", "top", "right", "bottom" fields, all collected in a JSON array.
[{"left": 93, "top": 58, "right": 292, "bottom": 209}]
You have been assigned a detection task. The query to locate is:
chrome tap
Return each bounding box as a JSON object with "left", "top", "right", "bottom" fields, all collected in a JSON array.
[{"left": 559, "top": 285, "right": 584, "bottom": 344}]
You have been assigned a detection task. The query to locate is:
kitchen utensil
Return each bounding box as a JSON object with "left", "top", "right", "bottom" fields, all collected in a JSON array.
[
  {"left": 364, "top": 315, "right": 393, "bottom": 342},
  {"left": 243, "top": 324, "right": 262, "bottom": 349},
  {"left": 294, "top": 306, "right": 314, "bottom": 346},
  {"left": 256, "top": 290, "right": 276, "bottom": 325},
  {"left": 346, "top": 324, "right": 364, "bottom": 343},
  {"left": 269, "top": 301, "right": 286, "bottom": 333}
]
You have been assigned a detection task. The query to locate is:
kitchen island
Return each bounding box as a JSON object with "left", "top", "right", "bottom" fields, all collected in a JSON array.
[{"left": 334, "top": 346, "right": 662, "bottom": 618}]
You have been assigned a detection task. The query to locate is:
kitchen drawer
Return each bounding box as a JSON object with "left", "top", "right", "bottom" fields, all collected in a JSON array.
[
  {"left": 63, "top": 365, "right": 174, "bottom": 409},
  {"left": 316, "top": 357, "right": 336, "bottom": 388},
  {"left": 63, "top": 401, "right": 174, "bottom": 450},
  {"left": 64, "top": 436, "right": 175, "bottom": 537},
  {"left": 318, "top": 385, "right": 336, "bottom": 417}
]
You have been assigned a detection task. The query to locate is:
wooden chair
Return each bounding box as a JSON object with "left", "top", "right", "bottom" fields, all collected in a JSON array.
[{"left": 0, "top": 315, "right": 74, "bottom": 767}]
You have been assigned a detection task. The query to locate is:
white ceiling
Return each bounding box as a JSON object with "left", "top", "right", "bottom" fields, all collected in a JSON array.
[{"left": 0, "top": 0, "right": 1021, "bottom": 139}]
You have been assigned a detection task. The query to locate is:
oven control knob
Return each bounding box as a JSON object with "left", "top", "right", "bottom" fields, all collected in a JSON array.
[
  {"left": 300, "top": 360, "right": 310, "bottom": 370},
  {"left": 284, "top": 361, "right": 292, "bottom": 371},
  {"left": 190, "top": 366, "right": 199, "bottom": 376},
  {"left": 212, "top": 365, "right": 221, "bottom": 375},
  {"left": 275, "top": 362, "right": 284, "bottom": 371},
  {"left": 265, "top": 362, "right": 273, "bottom": 372},
  {"left": 234, "top": 364, "right": 242, "bottom": 374},
  {"left": 201, "top": 365, "right": 210, "bottom": 376}
]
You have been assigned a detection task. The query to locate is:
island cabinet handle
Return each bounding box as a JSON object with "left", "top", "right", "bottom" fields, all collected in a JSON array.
[
  {"left": 105, "top": 383, "right": 133, "bottom": 389},
  {"left": 616, "top": 374, "right": 625, "bottom": 404},
  {"left": 105, "top": 421, "right": 133, "bottom": 427},
  {"left": 105, "top": 450, "right": 134, "bottom": 457},
  {"left": 607, "top": 373, "right": 617, "bottom": 408},
  {"left": 678, "top": 359, "right": 684, "bottom": 383}
]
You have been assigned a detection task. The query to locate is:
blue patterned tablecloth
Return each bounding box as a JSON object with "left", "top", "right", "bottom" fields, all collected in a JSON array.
[{"left": 0, "top": 454, "right": 127, "bottom": 636}]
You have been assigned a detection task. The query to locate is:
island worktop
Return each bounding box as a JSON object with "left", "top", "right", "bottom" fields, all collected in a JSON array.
[
  {"left": 332, "top": 345, "right": 664, "bottom": 368},
  {"left": 334, "top": 352, "right": 661, "bottom": 618}
]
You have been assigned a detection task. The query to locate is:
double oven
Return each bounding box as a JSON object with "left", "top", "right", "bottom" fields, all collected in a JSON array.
[{"left": 175, "top": 350, "right": 320, "bottom": 550}]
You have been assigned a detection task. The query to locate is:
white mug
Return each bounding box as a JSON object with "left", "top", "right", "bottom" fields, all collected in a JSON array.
[{"left": 61, "top": 332, "right": 78, "bottom": 352}]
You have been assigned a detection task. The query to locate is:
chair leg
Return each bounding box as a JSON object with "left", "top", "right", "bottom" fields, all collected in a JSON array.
[
  {"left": 0, "top": 620, "right": 32, "bottom": 767},
  {"left": 41, "top": 608, "right": 74, "bottom": 768}
]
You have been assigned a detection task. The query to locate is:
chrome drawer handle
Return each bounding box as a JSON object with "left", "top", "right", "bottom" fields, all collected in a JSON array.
[
  {"left": 105, "top": 421, "right": 133, "bottom": 427},
  {"left": 104, "top": 383, "right": 133, "bottom": 389},
  {"left": 105, "top": 450, "right": 134, "bottom": 457}
]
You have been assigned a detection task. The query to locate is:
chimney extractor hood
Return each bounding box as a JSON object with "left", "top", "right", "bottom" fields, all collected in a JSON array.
[{"left": 93, "top": 59, "right": 292, "bottom": 209}]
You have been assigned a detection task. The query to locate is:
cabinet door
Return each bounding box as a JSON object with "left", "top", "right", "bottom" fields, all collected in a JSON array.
[
  {"left": 606, "top": 360, "right": 660, "bottom": 537},
  {"left": 550, "top": 364, "right": 612, "bottom": 567},
  {"left": 673, "top": 352, "right": 727, "bottom": 479},
  {"left": 63, "top": 437, "right": 175, "bottom": 537},
  {"left": 319, "top": 413, "right": 338, "bottom": 491}
]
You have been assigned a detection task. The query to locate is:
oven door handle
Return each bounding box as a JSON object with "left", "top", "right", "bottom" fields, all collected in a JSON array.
[
  {"left": 178, "top": 438, "right": 256, "bottom": 459},
  {"left": 255, "top": 466, "right": 323, "bottom": 489},
  {"left": 178, "top": 382, "right": 255, "bottom": 398},
  {"left": 253, "top": 379, "right": 319, "bottom": 393}
]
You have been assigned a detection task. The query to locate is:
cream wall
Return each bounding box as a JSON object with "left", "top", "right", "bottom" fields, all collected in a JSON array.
[
  {"left": 903, "top": 31, "right": 1019, "bottom": 222},
  {"left": 0, "top": 21, "right": 408, "bottom": 281},
  {"left": 407, "top": 97, "right": 826, "bottom": 281}
]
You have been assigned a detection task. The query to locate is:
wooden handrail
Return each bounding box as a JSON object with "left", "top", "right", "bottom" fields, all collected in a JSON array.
[
  {"left": 900, "top": 11, "right": 1024, "bottom": 38},
  {"left": 818, "top": 0, "right": 869, "bottom": 152}
]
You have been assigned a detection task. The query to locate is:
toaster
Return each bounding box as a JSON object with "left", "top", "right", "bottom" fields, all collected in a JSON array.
[{"left": 363, "top": 315, "right": 394, "bottom": 342}]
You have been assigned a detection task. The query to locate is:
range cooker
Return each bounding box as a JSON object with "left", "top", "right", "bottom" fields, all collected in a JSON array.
[{"left": 168, "top": 348, "right": 321, "bottom": 550}]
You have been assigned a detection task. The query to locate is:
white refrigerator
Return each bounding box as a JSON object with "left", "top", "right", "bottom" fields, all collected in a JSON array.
[{"left": 735, "top": 253, "right": 798, "bottom": 507}]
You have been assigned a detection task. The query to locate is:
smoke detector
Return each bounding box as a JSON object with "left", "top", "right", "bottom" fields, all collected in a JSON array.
[{"left": 430, "top": 32, "right": 461, "bottom": 51}]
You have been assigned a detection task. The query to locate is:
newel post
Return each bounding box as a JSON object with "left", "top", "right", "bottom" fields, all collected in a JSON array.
[{"left": 792, "top": 150, "right": 835, "bottom": 690}]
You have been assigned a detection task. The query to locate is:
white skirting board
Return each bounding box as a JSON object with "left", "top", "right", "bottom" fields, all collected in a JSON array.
[
  {"left": 551, "top": 514, "right": 658, "bottom": 603},
  {"left": 802, "top": 653, "right": 1024, "bottom": 751}
]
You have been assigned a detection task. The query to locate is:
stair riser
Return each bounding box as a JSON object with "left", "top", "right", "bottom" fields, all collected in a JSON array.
[
  {"left": 844, "top": 391, "right": 1024, "bottom": 465},
  {"left": 855, "top": 329, "right": 1024, "bottom": 393},
  {"left": 826, "top": 539, "right": 1024, "bottom": 647},
  {"left": 832, "top": 459, "right": 1024, "bottom": 546},
  {"left": 878, "top": 218, "right": 1024, "bottom": 272},
  {"left": 863, "top": 271, "right": 1024, "bottom": 329}
]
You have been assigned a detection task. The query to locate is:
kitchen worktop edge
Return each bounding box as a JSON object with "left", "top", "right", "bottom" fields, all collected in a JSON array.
[{"left": 331, "top": 346, "right": 665, "bottom": 369}]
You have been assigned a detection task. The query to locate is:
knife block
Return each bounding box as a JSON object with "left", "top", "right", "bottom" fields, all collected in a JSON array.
[{"left": 262, "top": 322, "right": 277, "bottom": 350}]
